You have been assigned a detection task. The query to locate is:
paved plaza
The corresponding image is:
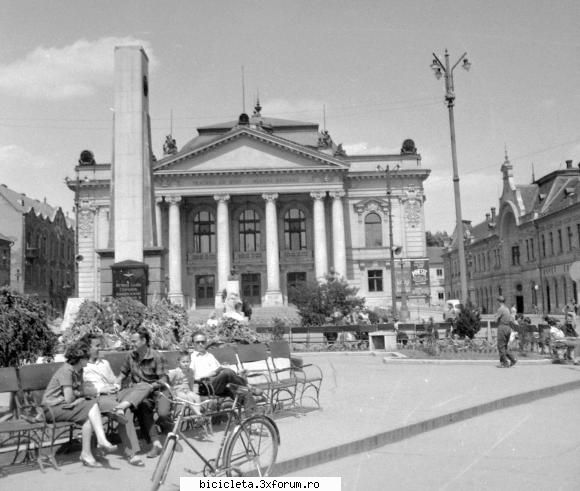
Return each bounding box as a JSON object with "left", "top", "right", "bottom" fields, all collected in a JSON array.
[{"left": 2, "top": 353, "right": 580, "bottom": 490}]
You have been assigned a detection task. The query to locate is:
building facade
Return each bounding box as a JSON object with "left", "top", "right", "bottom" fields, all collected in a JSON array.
[
  {"left": 71, "top": 110, "right": 432, "bottom": 311},
  {"left": 443, "top": 155, "right": 580, "bottom": 315},
  {"left": 427, "top": 246, "right": 445, "bottom": 306},
  {"left": 0, "top": 233, "right": 12, "bottom": 287},
  {"left": 0, "top": 184, "right": 75, "bottom": 311}
]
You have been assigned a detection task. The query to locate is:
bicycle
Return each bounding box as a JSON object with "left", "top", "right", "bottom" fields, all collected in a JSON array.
[{"left": 150, "top": 382, "right": 280, "bottom": 491}]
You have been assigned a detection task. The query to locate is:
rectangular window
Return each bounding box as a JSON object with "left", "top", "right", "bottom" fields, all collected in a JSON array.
[
  {"left": 558, "top": 229, "right": 563, "bottom": 253},
  {"left": 287, "top": 272, "right": 307, "bottom": 290},
  {"left": 549, "top": 232, "right": 554, "bottom": 255},
  {"left": 438, "top": 292, "right": 444, "bottom": 300},
  {"left": 511, "top": 245, "right": 520, "bottom": 266},
  {"left": 525, "top": 239, "right": 530, "bottom": 262},
  {"left": 530, "top": 238, "right": 535, "bottom": 260},
  {"left": 541, "top": 234, "right": 546, "bottom": 258},
  {"left": 436, "top": 268, "right": 443, "bottom": 277},
  {"left": 367, "top": 269, "right": 383, "bottom": 292},
  {"left": 567, "top": 226, "right": 573, "bottom": 250}
]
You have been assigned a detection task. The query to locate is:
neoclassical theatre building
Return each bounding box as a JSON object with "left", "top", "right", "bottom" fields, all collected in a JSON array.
[{"left": 69, "top": 46, "right": 431, "bottom": 312}]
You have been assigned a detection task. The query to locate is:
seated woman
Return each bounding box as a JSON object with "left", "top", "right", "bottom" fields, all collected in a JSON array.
[{"left": 42, "top": 341, "right": 117, "bottom": 468}]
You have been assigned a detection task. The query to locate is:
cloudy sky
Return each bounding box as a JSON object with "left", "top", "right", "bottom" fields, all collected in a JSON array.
[{"left": 0, "top": 0, "right": 579, "bottom": 233}]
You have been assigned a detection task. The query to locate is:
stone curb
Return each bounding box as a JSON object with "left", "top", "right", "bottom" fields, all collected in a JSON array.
[{"left": 270, "top": 379, "right": 580, "bottom": 476}]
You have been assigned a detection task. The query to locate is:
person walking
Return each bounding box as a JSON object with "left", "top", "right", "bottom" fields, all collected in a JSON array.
[{"left": 496, "top": 295, "right": 517, "bottom": 368}]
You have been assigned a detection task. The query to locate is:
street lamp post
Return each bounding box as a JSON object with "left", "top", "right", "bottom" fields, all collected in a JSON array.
[
  {"left": 377, "top": 164, "right": 400, "bottom": 318},
  {"left": 431, "top": 49, "right": 471, "bottom": 303}
]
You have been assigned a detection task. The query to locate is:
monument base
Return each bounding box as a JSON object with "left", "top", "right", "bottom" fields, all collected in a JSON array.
[{"left": 97, "top": 247, "right": 165, "bottom": 304}]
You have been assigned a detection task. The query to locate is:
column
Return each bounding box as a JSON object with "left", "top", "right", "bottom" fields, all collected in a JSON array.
[
  {"left": 167, "top": 196, "right": 183, "bottom": 305},
  {"left": 214, "top": 194, "right": 231, "bottom": 306},
  {"left": 263, "top": 193, "right": 283, "bottom": 305},
  {"left": 311, "top": 191, "right": 328, "bottom": 280},
  {"left": 155, "top": 197, "right": 164, "bottom": 247},
  {"left": 330, "top": 191, "right": 347, "bottom": 278}
]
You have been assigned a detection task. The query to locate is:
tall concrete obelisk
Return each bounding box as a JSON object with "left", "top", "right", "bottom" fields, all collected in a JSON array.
[
  {"left": 112, "top": 46, "right": 156, "bottom": 259},
  {"left": 107, "top": 46, "right": 161, "bottom": 304}
]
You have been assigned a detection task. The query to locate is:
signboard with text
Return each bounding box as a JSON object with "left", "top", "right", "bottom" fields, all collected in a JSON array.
[
  {"left": 410, "top": 259, "right": 430, "bottom": 296},
  {"left": 111, "top": 260, "right": 148, "bottom": 305}
]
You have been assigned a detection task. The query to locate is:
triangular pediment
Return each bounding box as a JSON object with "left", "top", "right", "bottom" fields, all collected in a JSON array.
[{"left": 154, "top": 128, "right": 347, "bottom": 174}]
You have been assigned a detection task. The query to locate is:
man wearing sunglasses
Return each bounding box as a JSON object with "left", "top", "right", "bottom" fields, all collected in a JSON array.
[{"left": 190, "top": 331, "right": 250, "bottom": 400}]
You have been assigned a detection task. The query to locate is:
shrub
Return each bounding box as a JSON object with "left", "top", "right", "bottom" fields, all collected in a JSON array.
[
  {"left": 142, "top": 299, "right": 189, "bottom": 350},
  {"left": 453, "top": 300, "right": 481, "bottom": 339},
  {"left": 0, "top": 287, "right": 58, "bottom": 367},
  {"left": 198, "top": 316, "right": 267, "bottom": 346},
  {"left": 62, "top": 298, "right": 188, "bottom": 351},
  {"left": 270, "top": 317, "right": 287, "bottom": 340},
  {"left": 288, "top": 273, "right": 365, "bottom": 327}
]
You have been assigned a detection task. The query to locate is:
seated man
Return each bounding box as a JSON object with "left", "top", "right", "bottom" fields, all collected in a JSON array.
[
  {"left": 190, "top": 331, "right": 252, "bottom": 401},
  {"left": 81, "top": 333, "right": 148, "bottom": 467},
  {"left": 117, "top": 327, "right": 171, "bottom": 458}
]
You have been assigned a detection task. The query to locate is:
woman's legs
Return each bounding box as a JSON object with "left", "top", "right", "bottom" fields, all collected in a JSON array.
[
  {"left": 80, "top": 420, "right": 95, "bottom": 461},
  {"left": 87, "top": 403, "right": 115, "bottom": 448}
]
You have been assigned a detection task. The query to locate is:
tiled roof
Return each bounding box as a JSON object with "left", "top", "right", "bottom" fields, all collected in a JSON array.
[
  {"left": 427, "top": 246, "right": 444, "bottom": 263},
  {"left": 0, "top": 184, "right": 58, "bottom": 219},
  {"left": 516, "top": 184, "right": 538, "bottom": 214},
  {"left": 180, "top": 114, "right": 320, "bottom": 154}
]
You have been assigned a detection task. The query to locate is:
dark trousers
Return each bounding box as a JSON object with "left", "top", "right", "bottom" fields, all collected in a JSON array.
[
  {"left": 97, "top": 394, "right": 140, "bottom": 457},
  {"left": 497, "top": 325, "right": 516, "bottom": 366},
  {"left": 134, "top": 389, "right": 172, "bottom": 444},
  {"left": 198, "top": 369, "right": 246, "bottom": 398}
]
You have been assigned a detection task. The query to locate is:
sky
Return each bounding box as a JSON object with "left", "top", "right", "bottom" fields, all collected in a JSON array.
[{"left": 0, "top": 0, "right": 579, "bottom": 233}]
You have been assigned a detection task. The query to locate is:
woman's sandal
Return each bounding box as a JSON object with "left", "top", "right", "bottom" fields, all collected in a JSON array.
[
  {"left": 97, "top": 443, "right": 118, "bottom": 454},
  {"left": 127, "top": 455, "right": 145, "bottom": 467},
  {"left": 80, "top": 456, "right": 103, "bottom": 468}
]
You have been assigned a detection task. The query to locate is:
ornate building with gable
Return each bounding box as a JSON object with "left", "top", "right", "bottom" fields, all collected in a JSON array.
[
  {"left": 443, "top": 154, "right": 580, "bottom": 314},
  {"left": 67, "top": 46, "right": 432, "bottom": 312},
  {"left": 0, "top": 184, "right": 75, "bottom": 312}
]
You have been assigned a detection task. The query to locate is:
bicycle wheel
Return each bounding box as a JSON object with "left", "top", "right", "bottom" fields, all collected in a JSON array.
[
  {"left": 223, "top": 416, "right": 278, "bottom": 477},
  {"left": 150, "top": 438, "right": 176, "bottom": 491}
]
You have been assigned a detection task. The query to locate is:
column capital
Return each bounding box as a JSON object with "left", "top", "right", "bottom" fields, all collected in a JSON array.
[
  {"left": 329, "top": 190, "right": 346, "bottom": 200},
  {"left": 155, "top": 196, "right": 165, "bottom": 205},
  {"left": 213, "top": 193, "right": 230, "bottom": 202},
  {"left": 167, "top": 196, "right": 182, "bottom": 205},
  {"left": 262, "top": 192, "right": 279, "bottom": 202},
  {"left": 310, "top": 191, "right": 326, "bottom": 201}
]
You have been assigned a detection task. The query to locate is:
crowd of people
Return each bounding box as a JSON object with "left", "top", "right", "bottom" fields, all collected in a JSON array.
[{"left": 42, "top": 328, "right": 252, "bottom": 468}]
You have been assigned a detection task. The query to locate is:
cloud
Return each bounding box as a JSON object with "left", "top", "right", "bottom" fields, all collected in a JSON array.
[
  {"left": 424, "top": 172, "right": 501, "bottom": 233},
  {"left": 0, "top": 145, "right": 72, "bottom": 212},
  {"left": 0, "top": 37, "right": 157, "bottom": 100},
  {"left": 343, "top": 142, "right": 400, "bottom": 155}
]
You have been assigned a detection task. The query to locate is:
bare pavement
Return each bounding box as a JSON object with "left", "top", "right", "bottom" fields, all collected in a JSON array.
[{"left": 3, "top": 353, "right": 580, "bottom": 491}]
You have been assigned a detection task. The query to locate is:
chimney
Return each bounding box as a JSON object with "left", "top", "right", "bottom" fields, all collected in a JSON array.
[
  {"left": 491, "top": 207, "right": 496, "bottom": 222},
  {"left": 485, "top": 212, "right": 490, "bottom": 223},
  {"left": 566, "top": 159, "right": 573, "bottom": 169}
]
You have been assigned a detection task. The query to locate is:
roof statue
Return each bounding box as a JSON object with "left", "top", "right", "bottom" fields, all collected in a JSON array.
[
  {"left": 163, "top": 134, "right": 177, "bottom": 155},
  {"left": 401, "top": 139, "right": 417, "bottom": 155}
]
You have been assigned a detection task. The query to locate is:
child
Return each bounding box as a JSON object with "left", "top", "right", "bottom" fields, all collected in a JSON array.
[
  {"left": 168, "top": 351, "right": 203, "bottom": 415},
  {"left": 169, "top": 351, "right": 212, "bottom": 437}
]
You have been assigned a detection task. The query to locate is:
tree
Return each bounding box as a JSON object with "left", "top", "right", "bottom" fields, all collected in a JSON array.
[
  {"left": 452, "top": 300, "right": 481, "bottom": 339},
  {"left": 288, "top": 274, "right": 365, "bottom": 326},
  {"left": 0, "top": 288, "right": 58, "bottom": 367},
  {"left": 426, "top": 230, "right": 450, "bottom": 247}
]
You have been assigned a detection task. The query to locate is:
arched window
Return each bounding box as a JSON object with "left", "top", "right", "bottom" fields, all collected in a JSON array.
[
  {"left": 193, "top": 210, "right": 215, "bottom": 253},
  {"left": 364, "top": 212, "right": 382, "bottom": 247},
  {"left": 239, "top": 209, "right": 261, "bottom": 252},
  {"left": 284, "top": 208, "right": 306, "bottom": 250}
]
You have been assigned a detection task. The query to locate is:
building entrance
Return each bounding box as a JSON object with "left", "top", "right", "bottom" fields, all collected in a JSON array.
[
  {"left": 195, "top": 275, "right": 215, "bottom": 307},
  {"left": 241, "top": 273, "right": 261, "bottom": 306}
]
